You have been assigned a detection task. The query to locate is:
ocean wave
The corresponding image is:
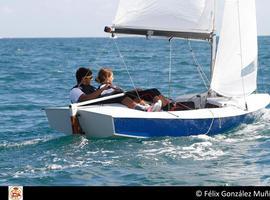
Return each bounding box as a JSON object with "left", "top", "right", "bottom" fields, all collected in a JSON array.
[{"left": 0, "top": 136, "right": 54, "bottom": 149}]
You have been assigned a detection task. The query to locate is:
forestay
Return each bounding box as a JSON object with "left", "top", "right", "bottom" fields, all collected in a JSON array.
[
  {"left": 112, "top": 0, "right": 215, "bottom": 40},
  {"left": 210, "top": 0, "right": 258, "bottom": 97}
]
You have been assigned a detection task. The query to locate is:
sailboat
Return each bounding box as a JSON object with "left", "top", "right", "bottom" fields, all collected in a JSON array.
[{"left": 45, "top": 0, "right": 270, "bottom": 138}]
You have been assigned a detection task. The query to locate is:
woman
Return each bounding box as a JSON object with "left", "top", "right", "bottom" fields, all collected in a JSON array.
[{"left": 96, "top": 68, "right": 167, "bottom": 112}]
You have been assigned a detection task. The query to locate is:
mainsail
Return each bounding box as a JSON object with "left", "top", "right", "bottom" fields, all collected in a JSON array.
[
  {"left": 111, "top": 0, "right": 215, "bottom": 40},
  {"left": 109, "top": 0, "right": 258, "bottom": 98},
  {"left": 210, "top": 0, "right": 258, "bottom": 97}
]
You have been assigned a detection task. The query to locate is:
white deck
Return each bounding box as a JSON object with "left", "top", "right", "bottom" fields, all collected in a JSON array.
[{"left": 77, "top": 93, "right": 270, "bottom": 119}]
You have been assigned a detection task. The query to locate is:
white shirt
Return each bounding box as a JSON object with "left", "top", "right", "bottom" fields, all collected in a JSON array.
[
  {"left": 70, "top": 88, "right": 84, "bottom": 103},
  {"left": 100, "top": 84, "right": 115, "bottom": 96}
]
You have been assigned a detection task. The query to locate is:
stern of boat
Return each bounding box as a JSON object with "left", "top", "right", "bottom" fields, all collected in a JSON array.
[
  {"left": 77, "top": 109, "right": 115, "bottom": 138},
  {"left": 44, "top": 107, "right": 73, "bottom": 135}
]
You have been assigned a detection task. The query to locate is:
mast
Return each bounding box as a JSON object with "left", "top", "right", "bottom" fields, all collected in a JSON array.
[
  {"left": 210, "top": 0, "right": 217, "bottom": 81},
  {"left": 210, "top": 34, "right": 217, "bottom": 80}
]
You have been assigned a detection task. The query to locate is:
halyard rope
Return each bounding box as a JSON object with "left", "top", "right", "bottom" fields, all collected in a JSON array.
[{"left": 188, "top": 40, "right": 210, "bottom": 90}]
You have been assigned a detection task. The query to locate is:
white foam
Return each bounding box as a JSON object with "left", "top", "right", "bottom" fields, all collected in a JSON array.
[
  {"left": 223, "top": 135, "right": 269, "bottom": 143},
  {"left": 76, "top": 137, "right": 89, "bottom": 149},
  {"left": 181, "top": 142, "right": 225, "bottom": 160},
  {"left": 91, "top": 160, "right": 114, "bottom": 166},
  {"left": 0, "top": 137, "right": 53, "bottom": 148},
  {"left": 192, "top": 134, "right": 220, "bottom": 142},
  {"left": 47, "top": 164, "right": 63, "bottom": 170},
  {"left": 261, "top": 108, "right": 270, "bottom": 121},
  {"left": 139, "top": 140, "right": 225, "bottom": 161}
]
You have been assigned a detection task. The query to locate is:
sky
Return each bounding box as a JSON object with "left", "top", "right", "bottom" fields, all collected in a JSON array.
[{"left": 0, "top": 0, "right": 270, "bottom": 38}]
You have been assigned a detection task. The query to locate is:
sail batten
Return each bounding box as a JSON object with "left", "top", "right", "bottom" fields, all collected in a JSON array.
[{"left": 111, "top": 0, "right": 215, "bottom": 40}]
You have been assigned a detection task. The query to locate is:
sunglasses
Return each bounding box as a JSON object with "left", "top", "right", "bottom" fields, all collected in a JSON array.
[{"left": 84, "top": 76, "right": 93, "bottom": 80}]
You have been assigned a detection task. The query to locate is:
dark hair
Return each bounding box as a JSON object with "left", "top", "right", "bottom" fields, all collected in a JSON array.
[
  {"left": 95, "top": 68, "right": 113, "bottom": 84},
  {"left": 76, "top": 67, "right": 92, "bottom": 84}
]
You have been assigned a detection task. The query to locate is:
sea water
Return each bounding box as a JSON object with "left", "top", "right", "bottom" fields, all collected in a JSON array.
[{"left": 0, "top": 37, "right": 269, "bottom": 186}]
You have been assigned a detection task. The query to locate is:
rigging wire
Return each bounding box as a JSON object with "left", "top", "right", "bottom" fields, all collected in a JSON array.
[
  {"left": 168, "top": 38, "right": 173, "bottom": 105},
  {"left": 113, "top": 38, "right": 142, "bottom": 101},
  {"left": 78, "top": 38, "right": 112, "bottom": 88},
  {"left": 237, "top": 0, "right": 248, "bottom": 111},
  {"left": 205, "top": 110, "right": 215, "bottom": 135},
  {"left": 258, "top": 59, "right": 266, "bottom": 94},
  {"left": 90, "top": 38, "right": 112, "bottom": 68},
  {"left": 187, "top": 40, "right": 210, "bottom": 90}
]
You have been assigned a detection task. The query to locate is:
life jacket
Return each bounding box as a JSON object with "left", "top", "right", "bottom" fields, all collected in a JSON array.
[
  {"left": 98, "top": 84, "right": 124, "bottom": 96},
  {"left": 72, "top": 84, "right": 97, "bottom": 94}
]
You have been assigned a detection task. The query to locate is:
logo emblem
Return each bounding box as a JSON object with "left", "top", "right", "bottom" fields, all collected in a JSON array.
[{"left": 9, "top": 186, "right": 23, "bottom": 200}]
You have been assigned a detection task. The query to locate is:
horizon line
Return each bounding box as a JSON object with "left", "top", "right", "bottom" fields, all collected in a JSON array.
[{"left": 1, "top": 34, "right": 270, "bottom": 39}]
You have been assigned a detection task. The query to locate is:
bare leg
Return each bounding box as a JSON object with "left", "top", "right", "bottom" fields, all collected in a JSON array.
[
  {"left": 70, "top": 115, "right": 82, "bottom": 134},
  {"left": 153, "top": 95, "right": 170, "bottom": 107},
  {"left": 132, "top": 97, "right": 141, "bottom": 104},
  {"left": 121, "top": 97, "right": 137, "bottom": 108},
  {"left": 121, "top": 97, "right": 150, "bottom": 111},
  {"left": 132, "top": 98, "right": 150, "bottom": 106}
]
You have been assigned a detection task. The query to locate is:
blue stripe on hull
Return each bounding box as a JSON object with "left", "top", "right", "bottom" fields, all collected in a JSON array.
[{"left": 114, "top": 112, "right": 258, "bottom": 138}]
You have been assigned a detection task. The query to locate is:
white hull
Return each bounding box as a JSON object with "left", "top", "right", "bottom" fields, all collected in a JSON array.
[{"left": 44, "top": 93, "right": 270, "bottom": 138}]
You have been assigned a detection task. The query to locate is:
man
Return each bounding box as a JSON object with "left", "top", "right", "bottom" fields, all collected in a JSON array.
[
  {"left": 70, "top": 67, "right": 109, "bottom": 103},
  {"left": 69, "top": 67, "right": 111, "bottom": 134}
]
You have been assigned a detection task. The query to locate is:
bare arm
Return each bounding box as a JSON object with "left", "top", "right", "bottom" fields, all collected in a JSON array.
[{"left": 78, "top": 84, "right": 110, "bottom": 102}]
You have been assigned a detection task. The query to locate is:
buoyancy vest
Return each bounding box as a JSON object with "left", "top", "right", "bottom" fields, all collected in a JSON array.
[{"left": 72, "top": 84, "right": 97, "bottom": 94}]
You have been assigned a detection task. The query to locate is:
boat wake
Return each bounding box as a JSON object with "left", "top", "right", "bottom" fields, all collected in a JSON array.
[
  {"left": 138, "top": 138, "right": 224, "bottom": 161},
  {"left": 136, "top": 109, "right": 270, "bottom": 161}
]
